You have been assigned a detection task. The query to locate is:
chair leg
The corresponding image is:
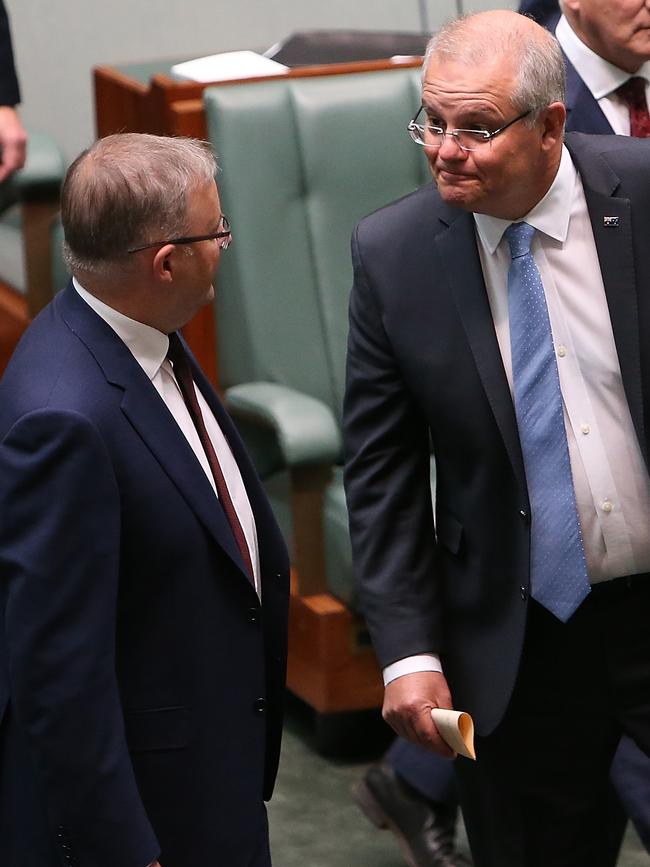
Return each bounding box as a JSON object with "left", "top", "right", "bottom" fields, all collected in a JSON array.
[
  {"left": 21, "top": 200, "right": 59, "bottom": 317},
  {"left": 290, "top": 464, "right": 332, "bottom": 596}
]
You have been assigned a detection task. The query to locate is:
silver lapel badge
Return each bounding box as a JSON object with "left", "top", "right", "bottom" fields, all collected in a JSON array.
[{"left": 603, "top": 216, "right": 620, "bottom": 227}]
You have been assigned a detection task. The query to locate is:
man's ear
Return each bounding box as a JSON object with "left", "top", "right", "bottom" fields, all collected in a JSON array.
[
  {"left": 152, "top": 244, "right": 176, "bottom": 283},
  {"left": 540, "top": 101, "right": 567, "bottom": 150}
]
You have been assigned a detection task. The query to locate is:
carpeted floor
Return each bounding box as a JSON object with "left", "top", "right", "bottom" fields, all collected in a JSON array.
[{"left": 269, "top": 698, "right": 649, "bottom": 867}]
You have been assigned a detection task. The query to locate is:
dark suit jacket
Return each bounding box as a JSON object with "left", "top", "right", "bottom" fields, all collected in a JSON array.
[
  {"left": 0, "top": 1, "right": 19, "bottom": 106},
  {"left": 0, "top": 282, "right": 289, "bottom": 867},
  {"left": 564, "top": 53, "right": 615, "bottom": 135},
  {"left": 343, "top": 132, "right": 650, "bottom": 737}
]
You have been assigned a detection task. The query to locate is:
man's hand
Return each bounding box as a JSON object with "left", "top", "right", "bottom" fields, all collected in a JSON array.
[
  {"left": 382, "top": 670, "right": 456, "bottom": 758},
  {"left": 0, "top": 106, "right": 26, "bottom": 182}
]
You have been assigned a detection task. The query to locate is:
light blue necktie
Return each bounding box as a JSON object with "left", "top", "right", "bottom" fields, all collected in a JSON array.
[{"left": 505, "top": 221, "right": 590, "bottom": 622}]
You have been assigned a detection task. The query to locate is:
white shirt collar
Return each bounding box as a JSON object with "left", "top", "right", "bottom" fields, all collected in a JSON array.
[
  {"left": 473, "top": 144, "right": 576, "bottom": 254},
  {"left": 556, "top": 13, "right": 650, "bottom": 100},
  {"left": 72, "top": 276, "right": 169, "bottom": 381}
]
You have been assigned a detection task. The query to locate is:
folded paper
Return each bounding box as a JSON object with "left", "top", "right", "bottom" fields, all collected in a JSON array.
[{"left": 431, "top": 708, "right": 476, "bottom": 760}]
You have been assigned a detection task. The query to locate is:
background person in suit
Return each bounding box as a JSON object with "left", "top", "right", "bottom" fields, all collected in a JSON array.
[
  {"left": 0, "top": 133, "right": 289, "bottom": 867},
  {"left": 344, "top": 10, "right": 650, "bottom": 866},
  {"left": 526, "top": 0, "right": 650, "bottom": 136},
  {"left": 0, "top": 0, "right": 26, "bottom": 181}
]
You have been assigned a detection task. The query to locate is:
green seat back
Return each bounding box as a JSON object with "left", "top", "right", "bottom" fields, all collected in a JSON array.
[{"left": 204, "top": 68, "right": 429, "bottom": 422}]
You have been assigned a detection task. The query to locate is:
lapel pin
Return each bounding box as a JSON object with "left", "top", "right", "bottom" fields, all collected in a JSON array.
[{"left": 603, "top": 216, "right": 620, "bottom": 227}]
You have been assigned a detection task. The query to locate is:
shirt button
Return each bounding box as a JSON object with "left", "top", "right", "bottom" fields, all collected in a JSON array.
[
  {"left": 580, "top": 423, "right": 590, "bottom": 435},
  {"left": 557, "top": 345, "right": 567, "bottom": 357},
  {"left": 602, "top": 500, "right": 614, "bottom": 513}
]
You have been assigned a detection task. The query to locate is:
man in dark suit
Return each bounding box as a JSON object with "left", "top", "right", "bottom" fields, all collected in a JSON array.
[
  {"left": 0, "top": 0, "right": 26, "bottom": 181},
  {"left": 344, "top": 10, "right": 650, "bottom": 867},
  {"left": 0, "top": 133, "right": 289, "bottom": 867}
]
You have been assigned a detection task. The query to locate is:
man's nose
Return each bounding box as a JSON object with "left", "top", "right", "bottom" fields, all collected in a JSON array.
[{"left": 437, "top": 132, "right": 467, "bottom": 159}]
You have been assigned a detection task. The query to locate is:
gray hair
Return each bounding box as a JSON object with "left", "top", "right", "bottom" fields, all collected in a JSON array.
[
  {"left": 423, "top": 12, "right": 566, "bottom": 126},
  {"left": 62, "top": 133, "right": 218, "bottom": 275}
]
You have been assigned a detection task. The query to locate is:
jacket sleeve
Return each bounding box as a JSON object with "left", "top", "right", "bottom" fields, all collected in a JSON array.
[
  {"left": 0, "top": 408, "right": 159, "bottom": 867},
  {"left": 0, "top": 1, "right": 20, "bottom": 106},
  {"left": 342, "top": 225, "right": 443, "bottom": 669}
]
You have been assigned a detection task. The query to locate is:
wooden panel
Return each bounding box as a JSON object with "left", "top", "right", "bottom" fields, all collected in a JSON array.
[
  {"left": 22, "top": 200, "right": 59, "bottom": 317},
  {"left": 181, "top": 304, "right": 218, "bottom": 388},
  {"left": 287, "top": 586, "right": 383, "bottom": 714},
  {"left": 0, "top": 281, "right": 28, "bottom": 375},
  {"left": 94, "top": 66, "right": 154, "bottom": 137}
]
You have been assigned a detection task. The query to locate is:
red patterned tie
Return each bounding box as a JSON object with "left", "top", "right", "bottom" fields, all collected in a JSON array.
[
  {"left": 616, "top": 76, "right": 650, "bottom": 138},
  {"left": 167, "top": 333, "right": 254, "bottom": 583}
]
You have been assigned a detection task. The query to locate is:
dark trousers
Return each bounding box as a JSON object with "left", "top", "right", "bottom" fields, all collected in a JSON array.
[{"left": 456, "top": 574, "right": 650, "bottom": 867}]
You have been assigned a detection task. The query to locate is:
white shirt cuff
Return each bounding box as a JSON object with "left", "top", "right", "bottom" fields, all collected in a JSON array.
[{"left": 382, "top": 653, "right": 443, "bottom": 686}]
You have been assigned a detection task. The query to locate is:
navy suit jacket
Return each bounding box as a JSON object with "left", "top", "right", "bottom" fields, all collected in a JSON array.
[
  {"left": 0, "top": 283, "right": 289, "bottom": 867},
  {"left": 344, "top": 132, "right": 650, "bottom": 736}
]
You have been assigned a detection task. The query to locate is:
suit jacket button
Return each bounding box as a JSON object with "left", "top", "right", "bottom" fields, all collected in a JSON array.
[
  {"left": 520, "top": 586, "right": 528, "bottom": 601},
  {"left": 519, "top": 509, "right": 528, "bottom": 522},
  {"left": 248, "top": 607, "right": 260, "bottom": 623},
  {"left": 254, "top": 697, "right": 267, "bottom": 713}
]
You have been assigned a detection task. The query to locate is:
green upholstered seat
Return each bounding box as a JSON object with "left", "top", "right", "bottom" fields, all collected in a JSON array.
[{"left": 203, "top": 68, "right": 429, "bottom": 604}]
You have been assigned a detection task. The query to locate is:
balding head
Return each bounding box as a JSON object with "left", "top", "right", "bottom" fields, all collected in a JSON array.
[
  {"left": 424, "top": 10, "right": 566, "bottom": 124},
  {"left": 562, "top": 0, "right": 650, "bottom": 74},
  {"left": 62, "top": 133, "right": 218, "bottom": 277}
]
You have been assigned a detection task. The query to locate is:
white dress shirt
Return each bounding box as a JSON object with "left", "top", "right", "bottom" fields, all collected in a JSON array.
[
  {"left": 384, "top": 146, "right": 650, "bottom": 686},
  {"left": 73, "top": 278, "right": 261, "bottom": 597},
  {"left": 556, "top": 13, "right": 650, "bottom": 135}
]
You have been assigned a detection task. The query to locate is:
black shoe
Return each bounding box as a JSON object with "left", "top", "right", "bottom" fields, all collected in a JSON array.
[{"left": 352, "top": 763, "right": 473, "bottom": 867}]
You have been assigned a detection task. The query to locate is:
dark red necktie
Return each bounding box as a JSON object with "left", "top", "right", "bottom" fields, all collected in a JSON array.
[
  {"left": 167, "top": 332, "right": 254, "bottom": 583},
  {"left": 616, "top": 76, "right": 650, "bottom": 138}
]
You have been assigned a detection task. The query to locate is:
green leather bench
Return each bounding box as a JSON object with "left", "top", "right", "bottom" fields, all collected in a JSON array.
[{"left": 204, "top": 67, "right": 431, "bottom": 735}]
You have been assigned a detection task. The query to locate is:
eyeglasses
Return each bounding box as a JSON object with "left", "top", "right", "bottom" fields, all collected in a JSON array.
[
  {"left": 127, "top": 214, "right": 232, "bottom": 254},
  {"left": 407, "top": 109, "right": 532, "bottom": 152}
]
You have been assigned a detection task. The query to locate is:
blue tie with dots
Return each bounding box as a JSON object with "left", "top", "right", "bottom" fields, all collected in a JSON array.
[{"left": 505, "top": 221, "right": 590, "bottom": 622}]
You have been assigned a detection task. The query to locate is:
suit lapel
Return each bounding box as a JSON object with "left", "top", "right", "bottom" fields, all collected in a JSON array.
[
  {"left": 58, "top": 283, "right": 254, "bottom": 581},
  {"left": 564, "top": 55, "right": 614, "bottom": 135},
  {"left": 434, "top": 211, "right": 527, "bottom": 494}
]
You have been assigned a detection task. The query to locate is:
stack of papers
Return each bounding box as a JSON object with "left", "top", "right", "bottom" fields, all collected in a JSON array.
[{"left": 171, "top": 50, "right": 289, "bottom": 83}]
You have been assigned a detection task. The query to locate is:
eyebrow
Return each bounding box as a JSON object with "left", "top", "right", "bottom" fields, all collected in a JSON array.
[{"left": 423, "top": 99, "right": 502, "bottom": 120}]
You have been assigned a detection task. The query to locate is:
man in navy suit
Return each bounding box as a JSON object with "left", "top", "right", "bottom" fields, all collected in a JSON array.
[
  {"left": 344, "top": 10, "right": 650, "bottom": 866},
  {"left": 0, "top": 133, "right": 289, "bottom": 867}
]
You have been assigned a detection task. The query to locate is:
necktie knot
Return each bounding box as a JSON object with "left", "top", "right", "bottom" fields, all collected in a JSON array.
[
  {"left": 616, "top": 76, "right": 648, "bottom": 109},
  {"left": 504, "top": 221, "right": 535, "bottom": 259}
]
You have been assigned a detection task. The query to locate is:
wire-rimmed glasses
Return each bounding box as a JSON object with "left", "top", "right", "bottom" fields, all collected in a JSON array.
[
  {"left": 407, "top": 108, "right": 532, "bottom": 152},
  {"left": 127, "top": 214, "right": 232, "bottom": 254}
]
